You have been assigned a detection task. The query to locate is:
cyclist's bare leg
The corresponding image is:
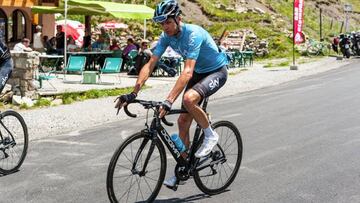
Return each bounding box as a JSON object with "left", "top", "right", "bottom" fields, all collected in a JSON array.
[
  {"left": 183, "top": 89, "right": 219, "bottom": 157},
  {"left": 177, "top": 113, "right": 193, "bottom": 148},
  {"left": 182, "top": 89, "right": 209, "bottom": 129}
]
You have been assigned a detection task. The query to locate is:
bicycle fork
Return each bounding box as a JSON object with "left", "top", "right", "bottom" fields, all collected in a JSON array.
[{"left": 131, "top": 131, "right": 156, "bottom": 177}]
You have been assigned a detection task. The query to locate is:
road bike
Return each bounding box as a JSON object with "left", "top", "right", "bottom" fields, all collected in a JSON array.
[
  {"left": 107, "top": 97, "right": 243, "bottom": 202},
  {"left": 0, "top": 110, "right": 28, "bottom": 174}
]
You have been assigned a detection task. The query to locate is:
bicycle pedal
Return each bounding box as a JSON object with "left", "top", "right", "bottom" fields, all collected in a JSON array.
[{"left": 165, "top": 184, "right": 178, "bottom": 191}]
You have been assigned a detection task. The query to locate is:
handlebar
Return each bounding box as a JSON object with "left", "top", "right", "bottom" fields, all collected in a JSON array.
[{"left": 122, "top": 99, "right": 188, "bottom": 126}]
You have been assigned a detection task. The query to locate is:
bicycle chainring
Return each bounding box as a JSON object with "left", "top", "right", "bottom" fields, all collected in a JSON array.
[{"left": 175, "top": 164, "right": 190, "bottom": 181}]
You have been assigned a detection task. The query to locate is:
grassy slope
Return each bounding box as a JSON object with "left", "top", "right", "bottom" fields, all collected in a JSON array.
[{"left": 67, "top": 0, "right": 358, "bottom": 58}]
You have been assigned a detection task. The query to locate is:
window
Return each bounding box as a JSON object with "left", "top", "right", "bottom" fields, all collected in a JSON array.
[{"left": 11, "top": 10, "right": 27, "bottom": 42}]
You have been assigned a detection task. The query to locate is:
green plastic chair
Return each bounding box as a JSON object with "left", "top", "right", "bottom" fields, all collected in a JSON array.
[
  {"left": 125, "top": 50, "right": 138, "bottom": 71},
  {"left": 38, "top": 74, "right": 57, "bottom": 92},
  {"left": 99, "top": 57, "right": 123, "bottom": 84},
  {"left": 63, "top": 55, "right": 87, "bottom": 83},
  {"left": 243, "top": 51, "right": 254, "bottom": 67},
  {"left": 233, "top": 50, "right": 244, "bottom": 67}
]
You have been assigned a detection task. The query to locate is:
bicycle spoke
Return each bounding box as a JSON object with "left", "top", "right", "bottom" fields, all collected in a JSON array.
[
  {"left": 143, "top": 176, "right": 154, "bottom": 193},
  {"left": 120, "top": 150, "right": 133, "bottom": 165},
  {"left": 148, "top": 154, "right": 160, "bottom": 163},
  {"left": 220, "top": 163, "right": 230, "bottom": 181},
  {"left": 116, "top": 164, "right": 132, "bottom": 171},
  {"left": 225, "top": 162, "right": 234, "bottom": 172},
  {"left": 142, "top": 175, "right": 158, "bottom": 182},
  {"left": 135, "top": 176, "right": 140, "bottom": 202},
  {"left": 146, "top": 167, "right": 160, "bottom": 174},
  {"left": 118, "top": 175, "right": 135, "bottom": 202},
  {"left": 113, "top": 173, "right": 132, "bottom": 179},
  {"left": 125, "top": 175, "right": 134, "bottom": 203},
  {"left": 137, "top": 176, "right": 146, "bottom": 201}
]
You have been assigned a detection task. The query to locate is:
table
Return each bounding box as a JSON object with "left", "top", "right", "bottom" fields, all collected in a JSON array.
[
  {"left": 67, "top": 51, "right": 113, "bottom": 70},
  {"left": 38, "top": 54, "right": 64, "bottom": 74}
]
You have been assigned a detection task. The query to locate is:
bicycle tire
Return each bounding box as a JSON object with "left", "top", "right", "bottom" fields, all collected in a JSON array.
[
  {"left": 194, "top": 120, "right": 242, "bottom": 195},
  {"left": 0, "top": 110, "right": 28, "bottom": 174},
  {"left": 107, "top": 132, "right": 167, "bottom": 203}
]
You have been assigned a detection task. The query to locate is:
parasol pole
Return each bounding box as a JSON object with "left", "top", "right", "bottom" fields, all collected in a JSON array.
[{"left": 144, "top": 0, "right": 146, "bottom": 39}]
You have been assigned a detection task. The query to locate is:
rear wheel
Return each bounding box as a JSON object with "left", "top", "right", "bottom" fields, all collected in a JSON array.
[
  {"left": 194, "top": 121, "right": 242, "bottom": 195},
  {"left": 345, "top": 49, "right": 351, "bottom": 58},
  {"left": 0, "top": 110, "right": 28, "bottom": 174},
  {"left": 107, "top": 132, "right": 166, "bottom": 203}
]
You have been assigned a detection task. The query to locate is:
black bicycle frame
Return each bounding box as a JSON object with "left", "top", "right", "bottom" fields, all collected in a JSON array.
[{"left": 132, "top": 98, "right": 211, "bottom": 174}]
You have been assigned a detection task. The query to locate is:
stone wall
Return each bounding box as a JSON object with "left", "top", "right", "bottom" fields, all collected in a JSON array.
[{"left": 8, "top": 51, "right": 40, "bottom": 99}]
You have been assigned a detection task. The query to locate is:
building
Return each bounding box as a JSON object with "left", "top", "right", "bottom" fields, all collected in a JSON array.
[{"left": 0, "top": 0, "right": 57, "bottom": 46}]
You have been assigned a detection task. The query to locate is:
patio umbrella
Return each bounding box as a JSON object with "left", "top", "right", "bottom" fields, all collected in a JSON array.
[
  {"left": 56, "top": 19, "right": 85, "bottom": 29},
  {"left": 56, "top": 20, "right": 84, "bottom": 45},
  {"left": 98, "top": 21, "right": 128, "bottom": 29}
]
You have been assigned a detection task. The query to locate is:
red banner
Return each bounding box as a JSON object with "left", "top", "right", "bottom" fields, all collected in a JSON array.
[{"left": 294, "top": 0, "right": 305, "bottom": 44}]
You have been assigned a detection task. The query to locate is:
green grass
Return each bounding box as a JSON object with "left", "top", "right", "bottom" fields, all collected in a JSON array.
[
  {"left": 61, "top": 86, "right": 148, "bottom": 105},
  {"left": 263, "top": 60, "right": 290, "bottom": 68},
  {"left": 34, "top": 98, "right": 52, "bottom": 107},
  {"left": 0, "top": 86, "right": 151, "bottom": 110},
  {"left": 229, "top": 68, "right": 248, "bottom": 76}
]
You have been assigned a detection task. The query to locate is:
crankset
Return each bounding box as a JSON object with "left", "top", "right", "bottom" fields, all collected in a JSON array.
[{"left": 175, "top": 163, "right": 190, "bottom": 181}]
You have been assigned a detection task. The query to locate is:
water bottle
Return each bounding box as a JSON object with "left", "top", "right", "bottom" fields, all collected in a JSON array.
[{"left": 170, "top": 133, "right": 186, "bottom": 153}]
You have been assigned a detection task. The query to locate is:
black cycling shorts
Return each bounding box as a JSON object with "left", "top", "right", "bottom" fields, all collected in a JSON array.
[
  {"left": 0, "top": 58, "right": 13, "bottom": 93},
  {"left": 182, "top": 66, "right": 228, "bottom": 109}
]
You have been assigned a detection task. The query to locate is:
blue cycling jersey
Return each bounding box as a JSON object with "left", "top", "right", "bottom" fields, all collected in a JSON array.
[
  {"left": 153, "top": 23, "right": 228, "bottom": 74},
  {"left": 0, "top": 41, "right": 11, "bottom": 65}
]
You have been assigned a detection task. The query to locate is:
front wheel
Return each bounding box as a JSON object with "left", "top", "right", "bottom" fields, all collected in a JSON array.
[
  {"left": 0, "top": 110, "right": 28, "bottom": 174},
  {"left": 107, "top": 132, "right": 167, "bottom": 203},
  {"left": 194, "top": 121, "right": 243, "bottom": 195}
]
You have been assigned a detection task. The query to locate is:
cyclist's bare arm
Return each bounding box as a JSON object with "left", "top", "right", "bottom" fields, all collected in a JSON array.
[
  {"left": 166, "top": 59, "right": 196, "bottom": 103},
  {"left": 133, "top": 55, "right": 159, "bottom": 94}
]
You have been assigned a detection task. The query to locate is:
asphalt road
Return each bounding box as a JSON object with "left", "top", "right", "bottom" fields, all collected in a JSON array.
[{"left": 1, "top": 60, "right": 360, "bottom": 203}]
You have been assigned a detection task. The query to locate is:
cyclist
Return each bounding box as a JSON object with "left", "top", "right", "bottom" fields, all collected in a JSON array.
[
  {"left": 115, "top": 0, "right": 229, "bottom": 188},
  {"left": 0, "top": 41, "right": 13, "bottom": 93}
]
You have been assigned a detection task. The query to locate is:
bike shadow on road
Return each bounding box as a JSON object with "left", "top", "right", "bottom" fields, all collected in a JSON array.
[{"left": 153, "top": 190, "right": 230, "bottom": 202}]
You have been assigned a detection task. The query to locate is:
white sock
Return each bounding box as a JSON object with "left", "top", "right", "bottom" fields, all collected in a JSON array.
[{"left": 203, "top": 126, "right": 217, "bottom": 140}]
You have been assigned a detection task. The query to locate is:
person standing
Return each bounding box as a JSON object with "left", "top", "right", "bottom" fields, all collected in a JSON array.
[
  {"left": 82, "top": 30, "right": 92, "bottom": 51},
  {"left": 55, "top": 25, "right": 65, "bottom": 55},
  {"left": 33, "top": 25, "right": 44, "bottom": 52}
]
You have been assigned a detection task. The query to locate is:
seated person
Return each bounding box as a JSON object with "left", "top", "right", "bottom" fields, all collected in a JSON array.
[
  {"left": 43, "top": 36, "right": 57, "bottom": 55},
  {"left": 91, "top": 35, "right": 107, "bottom": 51},
  {"left": 130, "top": 40, "right": 152, "bottom": 75},
  {"left": 82, "top": 30, "right": 92, "bottom": 51},
  {"left": 139, "top": 40, "right": 152, "bottom": 57},
  {"left": 109, "top": 38, "right": 120, "bottom": 51},
  {"left": 121, "top": 38, "right": 137, "bottom": 70},
  {"left": 13, "top": 38, "right": 33, "bottom": 52},
  {"left": 67, "top": 37, "right": 79, "bottom": 52}
]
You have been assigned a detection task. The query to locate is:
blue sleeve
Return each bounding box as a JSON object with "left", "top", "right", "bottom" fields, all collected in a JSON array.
[
  {"left": 153, "top": 34, "right": 168, "bottom": 58},
  {"left": 185, "top": 31, "right": 203, "bottom": 60}
]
